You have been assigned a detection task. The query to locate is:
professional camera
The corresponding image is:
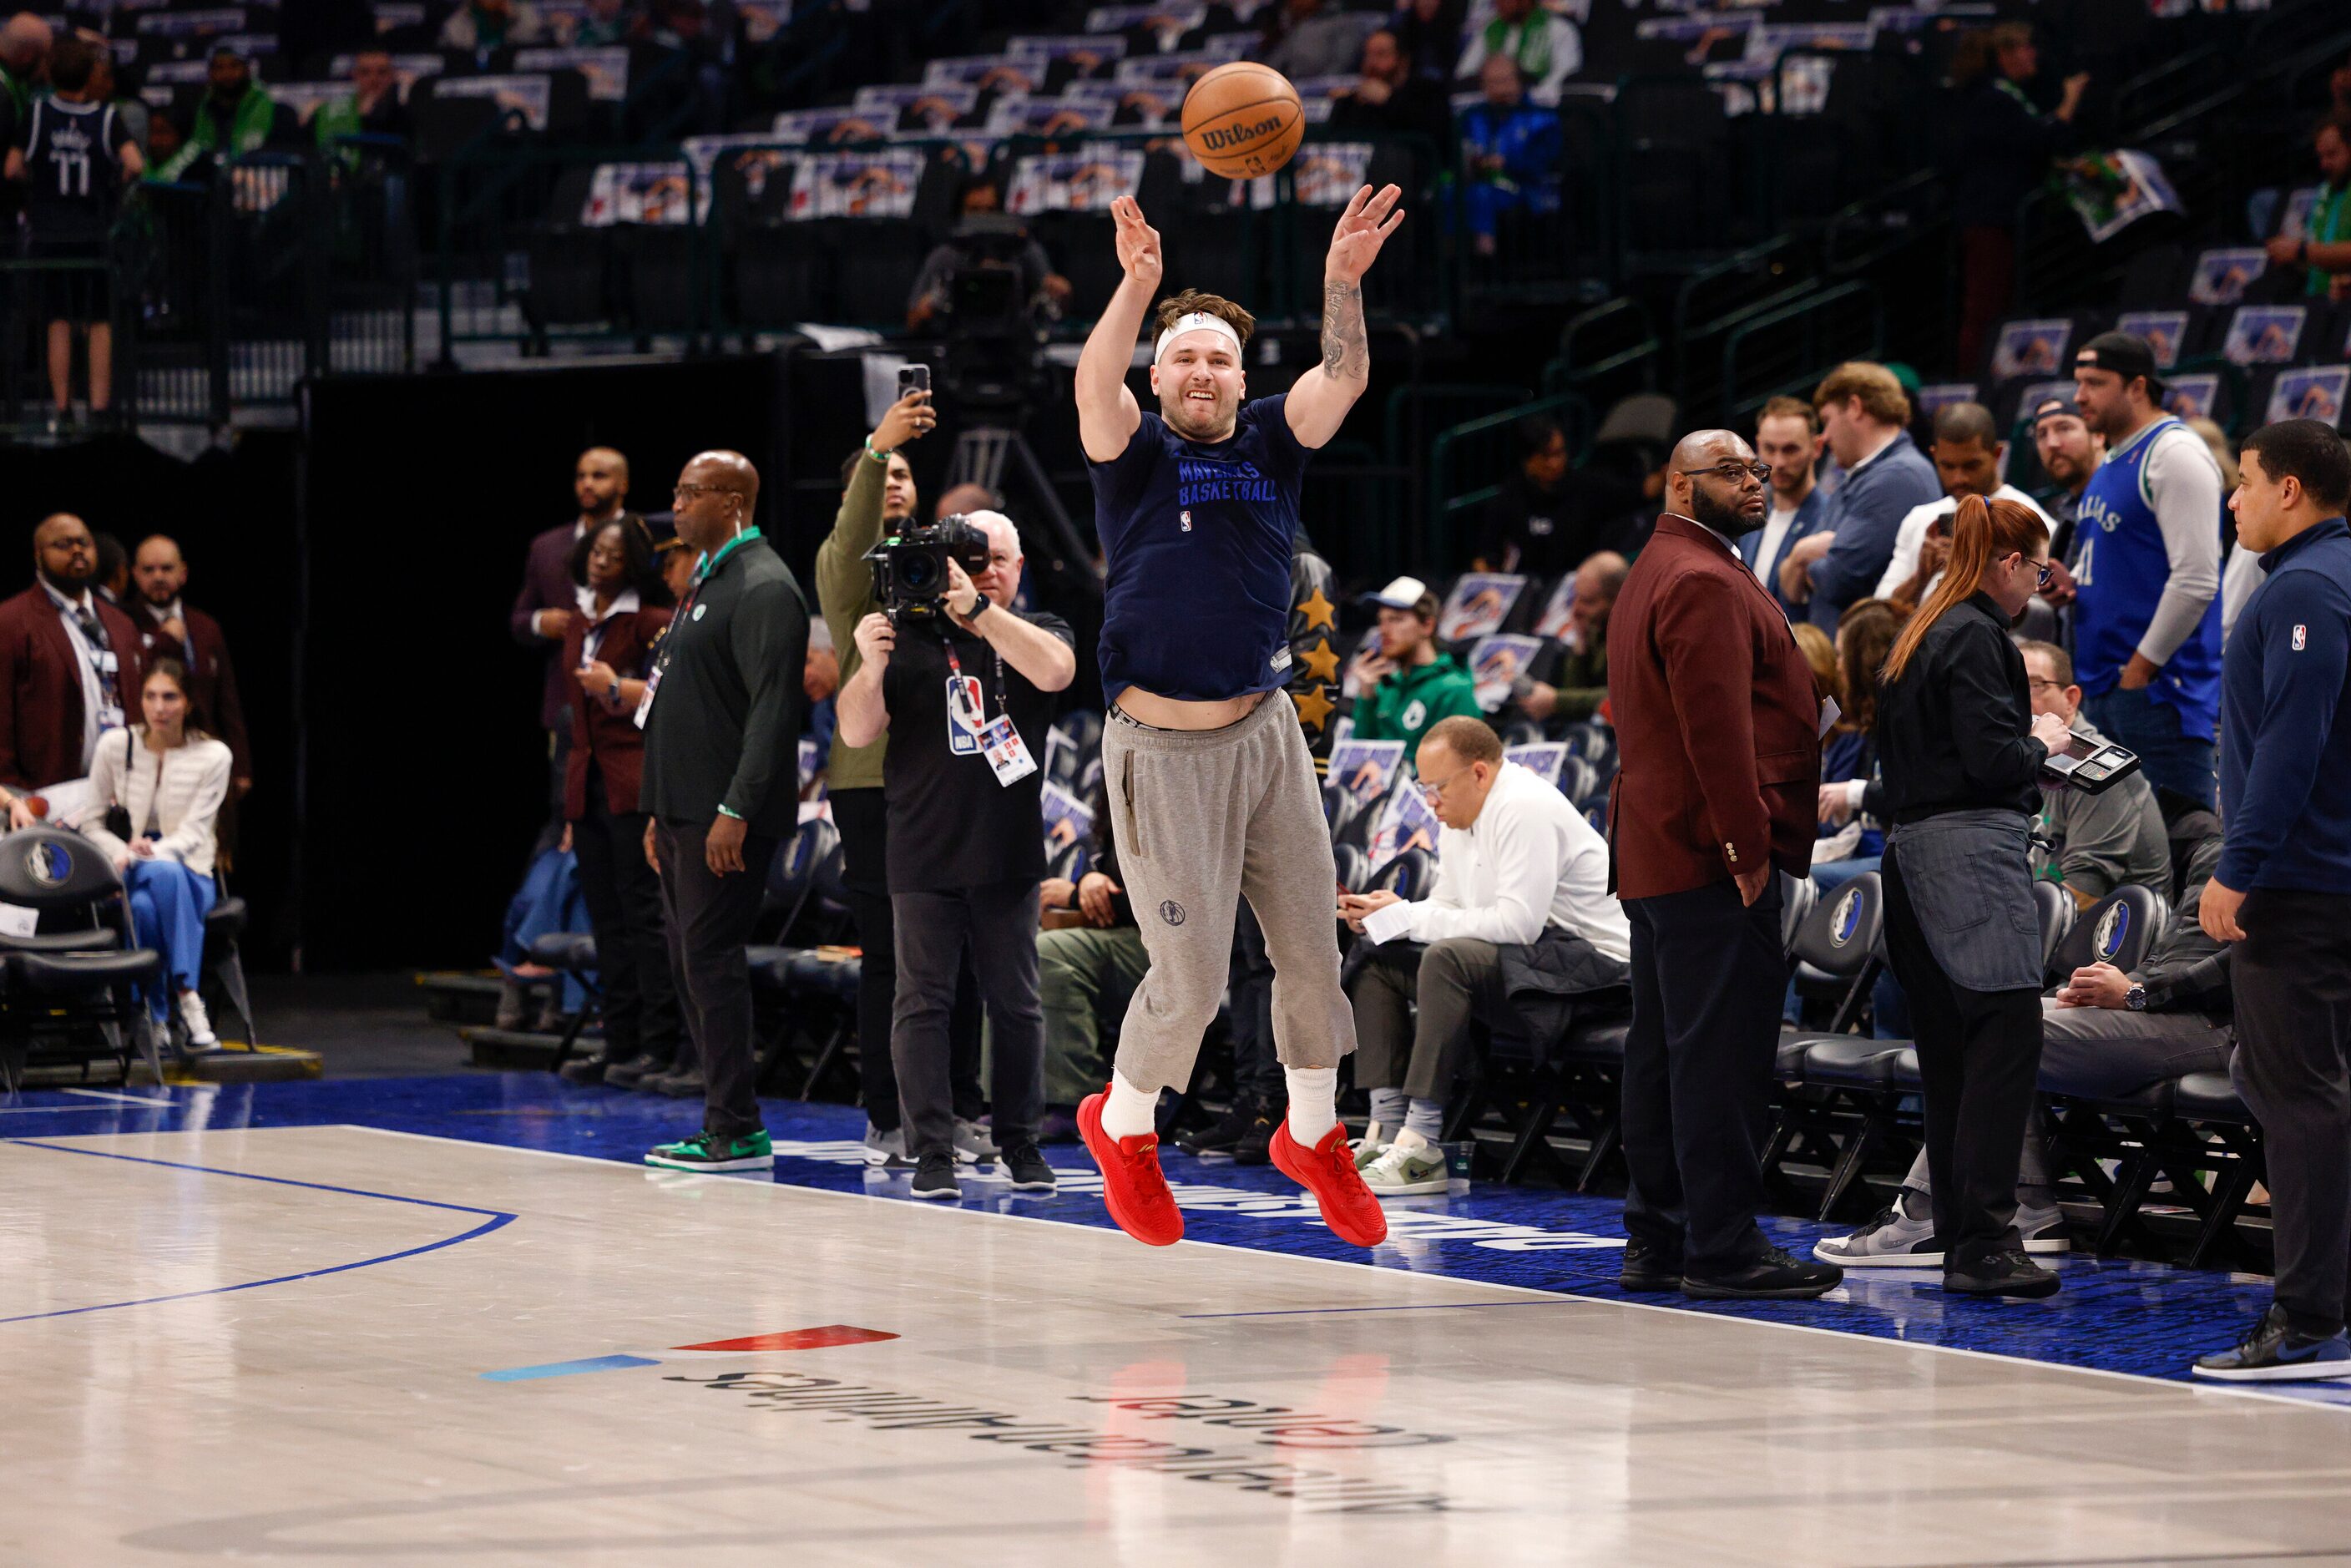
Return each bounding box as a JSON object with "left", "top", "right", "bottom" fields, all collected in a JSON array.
[{"left": 864, "top": 514, "right": 993, "bottom": 625}]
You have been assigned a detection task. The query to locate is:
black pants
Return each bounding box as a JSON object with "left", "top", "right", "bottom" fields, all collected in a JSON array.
[
  {"left": 570, "top": 781, "right": 680, "bottom": 1065},
  {"left": 1881, "top": 845, "right": 2044, "bottom": 1264},
  {"left": 892, "top": 878, "right": 1045, "bottom": 1162},
  {"left": 833, "top": 787, "right": 985, "bottom": 1130},
  {"left": 654, "top": 817, "right": 776, "bottom": 1142},
  {"left": 1620, "top": 878, "right": 1783, "bottom": 1270},
  {"left": 1226, "top": 898, "right": 1286, "bottom": 1103},
  {"left": 2232, "top": 887, "right": 2351, "bottom": 1334}
]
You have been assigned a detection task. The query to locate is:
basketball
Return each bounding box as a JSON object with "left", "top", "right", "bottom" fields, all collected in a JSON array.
[{"left": 1181, "top": 62, "right": 1305, "bottom": 180}]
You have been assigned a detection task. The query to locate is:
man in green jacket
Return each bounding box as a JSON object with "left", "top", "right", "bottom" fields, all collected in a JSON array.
[
  {"left": 1347, "top": 575, "right": 1483, "bottom": 764},
  {"left": 153, "top": 46, "right": 282, "bottom": 184}
]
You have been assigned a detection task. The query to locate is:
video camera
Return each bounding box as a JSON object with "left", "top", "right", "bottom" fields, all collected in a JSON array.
[{"left": 864, "top": 514, "right": 993, "bottom": 626}]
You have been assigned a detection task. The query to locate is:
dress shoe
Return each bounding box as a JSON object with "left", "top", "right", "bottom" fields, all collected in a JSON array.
[{"left": 1681, "top": 1246, "right": 1843, "bottom": 1300}]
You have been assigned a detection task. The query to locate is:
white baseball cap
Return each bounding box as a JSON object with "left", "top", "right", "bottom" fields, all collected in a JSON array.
[{"left": 1365, "top": 575, "right": 1431, "bottom": 612}]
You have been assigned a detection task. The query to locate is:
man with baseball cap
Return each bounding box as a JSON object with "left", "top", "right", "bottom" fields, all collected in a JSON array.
[
  {"left": 2030, "top": 394, "right": 2105, "bottom": 628},
  {"left": 2070, "top": 331, "right": 2225, "bottom": 807},
  {"left": 1347, "top": 575, "right": 1482, "bottom": 763}
]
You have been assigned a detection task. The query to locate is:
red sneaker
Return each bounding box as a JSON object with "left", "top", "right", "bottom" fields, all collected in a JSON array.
[
  {"left": 1079, "top": 1089, "right": 1183, "bottom": 1247},
  {"left": 1271, "top": 1120, "right": 1389, "bottom": 1247}
]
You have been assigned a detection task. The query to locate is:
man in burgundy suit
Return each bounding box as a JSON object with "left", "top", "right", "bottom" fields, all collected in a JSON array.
[
  {"left": 1605, "top": 430, "right": 1839, "bottom": 1301},
  {"left": 130, "top": 535, "right": 252, "bottom": 799},
  {"left": 0, "top": 513, "right": 146, "bottom": 826},
  {"left": 510, "top": 447, "right": 637, "bottom": 746}
]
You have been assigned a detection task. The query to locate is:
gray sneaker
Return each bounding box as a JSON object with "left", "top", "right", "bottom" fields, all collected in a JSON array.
[
  {"left": 1358, "top": 1140, "right": 1449, "bottom": 1196},
  {"left": 2018, "top": 1202, "right": 2070, "bottom": 1256},
  {"left": 1814, "top": 1203, "right": 1943, "bottom": 1267},
  {"left": 953, "top": 1116, "right": 999, "bottom": 1166},
  {"left": 863, "top": 1122, "right": 913, "bottom": 1169}
]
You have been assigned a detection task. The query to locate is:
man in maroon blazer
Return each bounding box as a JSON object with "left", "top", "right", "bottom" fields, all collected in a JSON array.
[
  {"left": 1605, "top": 430, "right": 1838, "bottom": 1301},
  {"left": 0, "top": 513, "right": 146, "bottom": 823},
  {"left": 511, "top": 447, "right": 637, "bottom": 739},
  {"left": 130, "top": 535, "right": 252, "bottom": 797}
]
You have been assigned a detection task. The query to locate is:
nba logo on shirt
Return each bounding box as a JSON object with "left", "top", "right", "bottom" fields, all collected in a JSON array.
[
  {"left": 2294, "top": 624, "right": 2308, "bottom": 650},
  {"left": 1180, "top": 508, "right": 1193, "bottom": 533}
]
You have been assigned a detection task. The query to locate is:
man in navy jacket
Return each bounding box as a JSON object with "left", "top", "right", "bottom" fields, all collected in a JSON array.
[
  {"left": 1778, "top": 363, "right": 1943, "bottom": 630},
  {"left": 2192, "top": 418, "right": 2351, "bottom": 1383}
]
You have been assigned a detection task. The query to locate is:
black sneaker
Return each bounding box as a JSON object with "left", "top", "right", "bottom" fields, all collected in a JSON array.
[
  {"left": 1232, "top": 1102, "right": 1282, "bottom": 1166},
  {"left": 647, "top": 1062, "right": 705, "bottom": 1100},
  {"left": 909, "top": 1151, "right": 962, "bottom": 1201},
  {"left": 1176, "top": 1096, "right": 1263, "bottom": 1157},
  {"left": 1682, "top": 1246, "right": 1843, "bottom": 1300},
  {"left": 2193, "top": 1304, "right": 2351, "bottom": 1382},
  {"left": 1944, "top": 1248, "right": 2061, "bottom": 1299},
  {"left": 1619, "top": 1237, "right": 1685, "bottom": 1292},
  {"left": 559, "top": 1051, "right": 619, "bottom": 1086},
  {"left": 1000, "top": 1141, "right": 1058, "bottom": 1193},
  {"left": 603, "top": 1054, "right": 668, "bottom": 1091}
]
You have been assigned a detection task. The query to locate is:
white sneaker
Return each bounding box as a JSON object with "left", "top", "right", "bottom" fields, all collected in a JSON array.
[
  {"left": 2018, "top": 1202, "right": 2070, "bottom": 1255},
  {"left": 1813, "top": 1202, "right": 1941, "bottom": 1267},
  {"left": 953, "top": 1116, "right": 999, "bottom": 1166},
  {"left": 1350, "top": 1121, "right": 1391, "bottom": 1171},
  {"left": 1359, "top": 1140, "right": 1449, "bottom": 1196},
  {"left": 178, "top": 990, "right": 218, "bottom": 1050},
  {"left": 862, "top": 1122, "right": 911, "bottom": 1169}
]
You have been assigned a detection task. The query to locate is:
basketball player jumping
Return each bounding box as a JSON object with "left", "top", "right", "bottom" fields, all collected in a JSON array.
[{"left": 1073, "top": 184, "right": 1404, "bottom": 1248}]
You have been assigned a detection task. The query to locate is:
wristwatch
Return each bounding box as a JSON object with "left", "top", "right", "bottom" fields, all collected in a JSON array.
[
  {"left": 2124, "top": 983, "right": 2147, "bottom": 1012},
  {"left": 965, "top": 594, "right": 989, "bottom": 621}
]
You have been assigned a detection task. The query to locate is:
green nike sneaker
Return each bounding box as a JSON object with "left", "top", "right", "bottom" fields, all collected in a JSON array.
[
  {"left": 645, "top": 1129, "right": 774, "bottom": 1172},
  {"left": 1358, "top": 1139, "right": 1450, "bottom": 1196}
]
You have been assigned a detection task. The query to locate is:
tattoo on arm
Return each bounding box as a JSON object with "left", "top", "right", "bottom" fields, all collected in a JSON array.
[{"left": 1321, "top": 280, "right": 1368, "bottom": 380}]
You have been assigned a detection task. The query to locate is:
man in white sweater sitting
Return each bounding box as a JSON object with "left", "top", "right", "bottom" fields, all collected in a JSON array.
[{"left": 1337, "top": 716, "right": 1631, "bottom": 1196}]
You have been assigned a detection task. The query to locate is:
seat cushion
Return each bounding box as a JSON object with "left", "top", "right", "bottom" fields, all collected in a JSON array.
[
  {"left": 2173, "top": 1071, "right": 2250, "bottom": 1122},
  {"left": 745, "top": 945, "right": 793, "bottom": 989},
  {"left": 786, "top": 950, "right": 861, "bottom": 997},
  {"left": 1802, "top": 1035, "right": 1909, "bottom": 1087},
  {"left": 11, "top": 948, "right": 163, "bottom": 989},
  {"left": 1888, "top": 1047, "right": 1921, "bottom": 1090},
  {"left": 205, "top": 896, "right": 248, "bottom": 938},
  {"left": 525, "top": 932, "right": 596, "bottom": 970},
  {"left": 1559, "top": 1018, "right": 1628, "bottom": 1064},
  {"left": 0, "top": 928, "right": 119, "bottom": 954}
]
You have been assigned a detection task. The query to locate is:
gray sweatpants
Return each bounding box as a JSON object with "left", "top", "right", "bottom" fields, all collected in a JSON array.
[{"left": 1101, "top": 692, "right": 1355, "bottom": 1093}]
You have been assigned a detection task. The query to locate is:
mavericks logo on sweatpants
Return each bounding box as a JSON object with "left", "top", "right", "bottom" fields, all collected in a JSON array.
[{"left": 1160, "top": 900, "right": 1186, "bottom": 927}]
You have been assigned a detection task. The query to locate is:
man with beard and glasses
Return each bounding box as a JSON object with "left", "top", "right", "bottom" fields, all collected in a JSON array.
[
  {"left": 0, "top": 513, "right": 145, "bottom": 824},
  {"left": 1606, "top": 430, "right": 1838, "bottom": 1302},
  {"left": 1071, "top": 185, "right": 1404, "bottom": 1251},
  {"left": 130, "top": 535, "right": 251, "bottom": 802}
]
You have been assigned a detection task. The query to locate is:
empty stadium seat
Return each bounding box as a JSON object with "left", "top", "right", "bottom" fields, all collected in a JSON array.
[
  {"left": 2048, "top": 884, "right": 2168, "bottom": 979},
  {"left": 0, "top": 830, "right": 166, "bottom": 1090}
]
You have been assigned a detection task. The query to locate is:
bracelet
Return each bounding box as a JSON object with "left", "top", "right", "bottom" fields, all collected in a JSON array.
[
  {"left": 864, "top": 437, "right": 890, "bottom": 461},
  {"left": 716, "top": 804, "right": 744, "bottom": 821}
]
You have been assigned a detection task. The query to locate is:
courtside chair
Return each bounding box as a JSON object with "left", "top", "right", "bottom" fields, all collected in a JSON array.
[
  {"left": 0, "top": 828, "right": 165, "bottom": 1090},
  {"left": 199, "top": 883, "right": 259, "bottom": 1047},
  {"left": 1762, "top": 873, "right": 1891, "bottom": 1215}
]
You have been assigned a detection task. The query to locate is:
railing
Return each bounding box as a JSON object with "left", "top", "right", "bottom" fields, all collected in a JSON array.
[
  {"left": 1425, "top": 390, "right": 1595, "bottom": 569},
  {"left": 1720, "top": 280, "right": 1883, "bottom": 427}
]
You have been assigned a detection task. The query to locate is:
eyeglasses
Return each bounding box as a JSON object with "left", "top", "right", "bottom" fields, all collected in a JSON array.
[
  {"left": 673, "top": 483, "right": 738, "bottom": 503},
  {"left": 1677, "top": 462, "right": 1772, "bottom": 486},
  {"left": 2025, "top": 557, "right": 2055, "bottom": 589},
  {"left": 1418, "top": 765, "right": 1472, "bottom": 802},
  {"left": 2026, "top": 677, "right": 2068, "bottom": 694}
]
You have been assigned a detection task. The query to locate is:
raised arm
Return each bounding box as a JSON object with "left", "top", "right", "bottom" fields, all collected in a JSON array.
[
  {"left": 1075, "top": 195, "right": 1156, "bottom": 463},
  {"left": 1287, "top": 184, "right": 1404, "bottom": 450}
]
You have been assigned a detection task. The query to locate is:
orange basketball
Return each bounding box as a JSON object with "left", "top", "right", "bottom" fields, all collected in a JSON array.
[{"left": 1181, "top": 62, "right": 1305, "bottom": 180}]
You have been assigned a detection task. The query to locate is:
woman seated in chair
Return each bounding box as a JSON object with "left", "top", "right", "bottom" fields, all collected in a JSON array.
[{"left": 73, "top": 659, "right": 232, "bottom": 1050}]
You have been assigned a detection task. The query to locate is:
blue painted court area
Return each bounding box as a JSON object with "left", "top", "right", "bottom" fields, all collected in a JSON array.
[{"left": 3, "top": 1071, "right": 2331, "bottom": 1404}]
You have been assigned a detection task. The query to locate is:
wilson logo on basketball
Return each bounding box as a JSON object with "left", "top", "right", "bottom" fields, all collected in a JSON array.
[{"left": 1200, "top": 114, "right": 1282, "bottom": 151}]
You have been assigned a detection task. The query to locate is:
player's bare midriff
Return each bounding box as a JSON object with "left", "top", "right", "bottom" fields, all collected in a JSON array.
[{"left": 1112, "top": 685, "right": 1270, "bottom": 731}]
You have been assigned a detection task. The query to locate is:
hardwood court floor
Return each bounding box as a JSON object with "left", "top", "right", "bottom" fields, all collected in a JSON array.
[{"left": 6, "top": 1113, "right": 2351, "bottom": 1565}]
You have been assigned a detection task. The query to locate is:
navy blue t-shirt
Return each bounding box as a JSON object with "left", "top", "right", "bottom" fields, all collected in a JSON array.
[{"left": 1087, "top": 393, "right": 1310, "bottom": 702}]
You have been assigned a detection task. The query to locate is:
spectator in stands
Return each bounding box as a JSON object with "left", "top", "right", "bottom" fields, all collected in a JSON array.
[
  {"left": 1946, "top": 23, "right": 2088, "bottom": 377},
  {"left": 1457, "top": 55, "right": 1560, "bottom": 255},
  {"left": 1332, "top": 28, "right": 1452, "bottom": 150},
  {"left": 907, "top": 177, "right": 1072, "bottom": 331},
  {"left": 2264, "top": 118, "right": 2350, "bottom": 301},
  {"left": 1348, "top": 576, "right": 1482, "bottom": 761},
  {"left": 0, "top": 514, "right": 144, "bottom": 817},
  {"left": 70, "top": 659, "right": 231, "bottom": 1053},
  {"left": 154, "top": 46, "right": 289, "bottom": 182},
  {"left": 1813, "top": 599, "right": 1900, "bottom": 889},
  {"left": 513, "top": 448, "right": 640, "bottom": 815},
  {"left": 5, "top": 33, "right": 141, "bottom": 435},
  {"left": 2013, "top": 638, "right": 2171, "bottom": 905},
  {"left": 440, "top": 0, "right": 547, "bottom": 52},
  {"left": 1391, "top": 0, "right": 1463, "bottom": 82},
  {"left": 1874, "top": 402, "right": 2057, "bottom": 609},
  {"left": 1455, "top": 0, "right": 1579, "bottom": 99},
  {"left": 1518, "top": 549, "right": 1624, "bottom": 725},
  {"left": 1342, "top": 716, "right": 1628, "bottom": 1195},
  {"left": 1826, "top": 817, "right": 2234, "bottom": 1270},
  {"left": 1739, "top": 395, "right": 1829, "bottom": 618},
  {"left": 555, "top": 516, "right": 680, "bottom": 1091},
  {"left": 2194, "top": 418, "right": 2351, "bottom": 1382},
  {"left": 2070, "top": 332, "right": 2225, "bottom": 809},
  {"left": 130, "top": 536, "right": 250, "bottom": 802},
  {"left": 1475, "top": 413, "right": 1637, "bottom": 577},
  {"left": 315, "top": 48, "right": 411, "bottom": 148},
  {"left": 2031, "top": 395, "right": 2104, "bottom": 608},
  {"left": 0, "top": 13, "right": 51, "bottom": 138},
  {"left": 1257, "top": 0, "right": 1373, "bottom": 83},
  {"left": 1038, "top": 777, "right": 1139, "bottom": 1134},
  {"left": 837, "top": 510, "right": 1075, "bottom": 1201},
  {"left": 1779, "top": 362, "right": 1942, "bottom": 630}
]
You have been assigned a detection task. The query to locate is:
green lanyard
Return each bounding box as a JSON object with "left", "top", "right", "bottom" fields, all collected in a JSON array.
[{"left": 693, "top": 525, "right": 761, "bottom": 586}]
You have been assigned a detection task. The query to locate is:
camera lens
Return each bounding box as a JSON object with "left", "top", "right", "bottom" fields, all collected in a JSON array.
[{"left": 901, "top": 554, "right": 938, "bottom": 591}]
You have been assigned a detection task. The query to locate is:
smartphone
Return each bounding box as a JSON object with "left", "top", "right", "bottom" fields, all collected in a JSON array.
[{"left": 897, "top": 363, "right": 931, "bottom": 399}]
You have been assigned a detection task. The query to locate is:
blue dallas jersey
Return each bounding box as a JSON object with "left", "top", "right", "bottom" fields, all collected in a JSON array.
[
  {"left": 1086, "top": 393, "right": 1310, "bottom": 703},
  {"left": 2072, "top": 417, "right": 2223, "bottom": 740}
]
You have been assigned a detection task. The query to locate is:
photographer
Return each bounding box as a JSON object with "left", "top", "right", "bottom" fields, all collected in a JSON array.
[
  {"left": 1869, "top": 493, "right": 2072, "bottom": 1300},
  {"left": 837, "top": 511, "right": 1076, "bottom": 1201}
]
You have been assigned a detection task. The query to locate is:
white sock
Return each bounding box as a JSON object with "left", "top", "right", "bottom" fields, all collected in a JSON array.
[
  {"left": 1284, "top": 1067, "right": 1337, "bottom": 1144},
  {"left": 1101, "top": 1071, "right": 1159, "bottom": 1140},
  {"left": 1393, "top": 1126, "right": 1432, "bottom": 1154}
]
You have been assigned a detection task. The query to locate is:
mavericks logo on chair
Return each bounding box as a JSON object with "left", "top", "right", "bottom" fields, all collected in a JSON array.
[
  {"left": 2095, "top": 901, "right": 2131, "bottom": 959},
  {"left": 1829, "top": 887, "right": 1862, "bottom": 947},
  {"left": 24, "top": 840, "right": 71, "bottom": 888}
]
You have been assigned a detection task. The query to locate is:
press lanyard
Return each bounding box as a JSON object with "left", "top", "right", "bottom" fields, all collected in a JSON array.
[
  {"left": 674, "top": 525, "right": 761, "bottom": 624},
  {"left": 939, "top": 631, "right": 1005, "bottom": 720}
]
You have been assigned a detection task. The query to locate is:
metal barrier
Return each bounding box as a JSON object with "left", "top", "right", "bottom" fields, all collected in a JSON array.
[
  {"left": 1425, "top": 390, "right": 1595, "bottom": 569},
  {"left": 1720, "top": 280, "right": 1883, "bottom": 427}
]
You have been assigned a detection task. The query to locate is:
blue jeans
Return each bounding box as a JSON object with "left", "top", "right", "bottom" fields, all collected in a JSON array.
[
  {"left": 1812, "top": 855, "right": 1880, "bottom": 894},
  {"left": 124, "top": 858, "right": 216, "bottom": 1022},
  {"left": 2082, "top": 685, "right": 2214, "bottom": 810}
]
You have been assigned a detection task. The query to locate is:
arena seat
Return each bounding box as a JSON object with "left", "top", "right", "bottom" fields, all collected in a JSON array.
[
  {"left": 1370, "top": 847, "right": 1434, "bottom": 902},
  {"left": 2048, "top": 884, "right": 2168, "bottom": 979},
  {"left": 0, "top": 829, "right": 165, "bottom": 1090},
  {"left": 1332, "top": 843, "right": 1369, "bottom": 895},
  {"left": 2033, "top": 879, "right": 2075, "bottom": 974}
]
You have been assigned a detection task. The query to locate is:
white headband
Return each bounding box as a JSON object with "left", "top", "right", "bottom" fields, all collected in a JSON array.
[{"left": 1153, "top": 311, "right": 1242, "bottom": 365}]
